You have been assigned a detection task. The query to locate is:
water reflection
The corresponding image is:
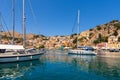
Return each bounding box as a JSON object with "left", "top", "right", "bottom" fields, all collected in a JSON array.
[
  {"left": 90, "top": 57, "right": 120, "bottom": 79},
  {"left": 68, "top": 55, "right": 96, "bottom": 71},
  {"left": 0, "top": 58, "right": 45, "bottom": 80},
  {"left": 68, "top": 55, "right": 120, "bottom": 79},
  {"left": 0, "top": 50, "right": 120, "bottom": 80},
  {"left": 46, "top": 50, "right": 120, "bottom": 80}
]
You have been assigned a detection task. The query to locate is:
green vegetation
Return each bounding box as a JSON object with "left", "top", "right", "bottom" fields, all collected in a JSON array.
[
  {"left": 96, "top": 26, "right": 101, "bottom": 30},
  {"left": 98, "top": 34, "right": 102, "bottom": 42},
  {"left": 60, "top": 35, "right": 65, "bottom": 37},
  {"left": 71, "top": 44, "right": 77, "bottom": 49},
  {"left": 89, "top": 33, "right": 93, "bottom": 39},
  {"left": 107, "top": 26, "right": 110, "bottom": 34},
  {"left": 2, "top": 35, "right": 12, "bottom": 40},
  {"left": 114, "top": 23, "right": 120, "bottom": 30},
  {"left": 89, "top": 28, "right": 93, "bottom": 31},
  {"left": 15, "top": 38, "right": 23, "bottom": 43},
  {"left": 40, "top": 34, "right": 45, "bottom": 37},
  {"left": 113, "top": 30, "right": 118, "bottom": 36},
  {"left": 104, "top": 23, "right": 108, "bottom": 26},
  {"left": 2, "top": 35, "right": 23, "bottom": 43},
  {"left": 93, "top": 40, "right": 99, "bottom": 45},
  {"left": 70, "top": 33, "right": 77, "bottom": 38},
  {"left": 104, "top": 27, "right": 106, "bottom": 30},
  {"left": 102, "top": 36, "right": 108, "bottom": 42},
  {"left": 110, "top": 20, "right": 119, "bottom": 23},
  {"left": 79, "top": 37, "right": 86, "bottom": 41},
  {"left": 118, "top": 37, "right": 120, "bottom": 42},
  {"left": 73, "top": 37, "right": 77, "bottom": 44},
  {"left": 42, "top": 37, "right": 49, "bottom": 40},
  {"left": 34, "top": 34, "right": 46, "bottom": 38},
  {"left": 33, "top": 35, "right": 40, "bottom": 38},
  {"left": 93, "top": 34, "right": 108, "bottom": 45},
  {"left": 39, "top": 45, "right": 45, "bottom": 49}
]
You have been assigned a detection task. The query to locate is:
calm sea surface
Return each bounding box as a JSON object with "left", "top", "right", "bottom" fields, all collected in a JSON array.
[{"left": 0, "top": 50, "right": 120, "bottom": 80}]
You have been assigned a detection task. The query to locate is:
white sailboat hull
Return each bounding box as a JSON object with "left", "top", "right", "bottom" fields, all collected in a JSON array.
[
  {"left": 68, "top": 49, "right": 97, "bottom": 55},
  {"left": 0, "top": 52, "right": 44, "bottom": 62}
]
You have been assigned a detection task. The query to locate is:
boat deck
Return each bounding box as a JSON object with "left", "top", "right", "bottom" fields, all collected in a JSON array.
[
  {"left": 68, "top": 49, "right": 97, "bottom": 55},
  {"left": 0, "top": 51, "right": 44, "bottom": 57}
]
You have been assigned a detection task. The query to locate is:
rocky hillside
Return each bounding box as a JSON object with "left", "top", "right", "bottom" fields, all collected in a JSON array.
[
  {"left": 77, "top": 20, "right": 120, "bottom": 46},
  {"left": 1, "top": 20, "right": 120, "bottom": 49},
  {"left": 0, "top": 31, "right": 46, "bottom": 48}
]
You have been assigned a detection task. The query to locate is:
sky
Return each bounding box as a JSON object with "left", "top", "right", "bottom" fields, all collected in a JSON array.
[{"left": 0, "top": 0, "right": 120, "bottom": 36}]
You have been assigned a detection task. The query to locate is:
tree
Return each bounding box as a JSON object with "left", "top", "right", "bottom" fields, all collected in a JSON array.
[
  {"left": 96, "top": 26, "right": 101, "bottom": 30},
  {"left": 72, "top": 44, "right": 77, "bottom": 49},
  {"left": 2, "top": 35, "right": 8, "bottom": 39},
  {"left": 15, "top": 38, "right": 23, "bottom": 43},
  {"left": 34, "top": 35, "right": 40, "bottom": 38},
  {"left": 70, "top": 33, "right": 77, "bottom": 38},
  {"left": 107, "top": 26, "right": 110, "bottom": 34},
  {"left": 40, "top": 34, "right": 45, "bottom": 37},
  {"left": 113, "top": 30, "right": 118, "bottom": 36},
  {"left": 110, "top": 20, "right": 119, "bottom": 23},
  {"left": 79, "top": 37, "right": 86, "bottom": 41},
  {"left": 118, "top": 37, "right": 120, "bottom": 42},
  {"left": 89, "top": 33, "right": 93, "bottom": 39},
  {"left": 102, "top": 36, "right": 108, "bottom": 42},
  {"left": 89, "top": 28, "right": 93, "bottom": 31},
  {"left": 114, "top": 23, "right": 120, "bottom": 30},
  {"left": 73, "top": 37, "right": 77, "bottom": 44},
  {"left": 39, "top": 45, "right": 45, "bottom": 49},
  {"left": 93, "top": 34, "right": 108, "bottom": 45},
  {"left": 98, "top": 34, "right": 102, "bottom": 42},
  {"left": 93, "top": 40, "right": 100, "bottom": 45}
]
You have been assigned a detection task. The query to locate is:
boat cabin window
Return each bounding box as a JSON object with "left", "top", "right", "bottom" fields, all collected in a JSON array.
[
  {"left": 0, "top": 49, "right": 6, "bottom": 53},
  {"left": 28, "top": 49, "right": 36, "bottom": 53}
]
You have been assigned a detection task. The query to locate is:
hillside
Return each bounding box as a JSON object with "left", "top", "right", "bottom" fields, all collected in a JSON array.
[
  {"left": 1, "top": 20, "right": 120, "bottom": 49},
  {"left": 77, "top": 20, "right": 120, "bottom": 46}
]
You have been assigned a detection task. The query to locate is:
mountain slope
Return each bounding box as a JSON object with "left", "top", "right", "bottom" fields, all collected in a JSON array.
[{"left": 1, "top": 20, "right": 120, "bottom": 49}]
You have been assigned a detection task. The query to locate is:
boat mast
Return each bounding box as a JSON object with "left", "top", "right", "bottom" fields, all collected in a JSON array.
[
  {"left": 77, "top": 10, "right": 80, "bottom": 49},
  {"left": 0, "top": 12, "right": 2, "bottom": 44},
  {"left": 12, "top": 0, "right": 15, "bottom": 45},
  {"left": 22, "top": 0, "right": 26, "bottom": 48}
]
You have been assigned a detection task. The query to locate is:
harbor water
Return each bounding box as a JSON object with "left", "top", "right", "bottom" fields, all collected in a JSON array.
[{"left": 0, "top": 50, "right": 120, "bottom": 80}]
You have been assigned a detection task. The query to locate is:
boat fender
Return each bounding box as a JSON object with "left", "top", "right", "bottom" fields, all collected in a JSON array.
[{"left": 17, "top": 56, "right": 19, "bottom": 61}]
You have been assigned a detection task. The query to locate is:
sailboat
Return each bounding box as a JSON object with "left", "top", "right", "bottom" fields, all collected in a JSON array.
[
  {"left": 0, "top": 0, "right": 44, "bottom": 62},
  {"left": 68, "top": 10, "right": 96, "bottom": 55}
]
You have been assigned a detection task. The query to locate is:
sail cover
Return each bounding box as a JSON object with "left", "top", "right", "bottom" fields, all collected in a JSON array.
[{"left": 0, "top": 44, "right": 24, "bottom": 50}]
